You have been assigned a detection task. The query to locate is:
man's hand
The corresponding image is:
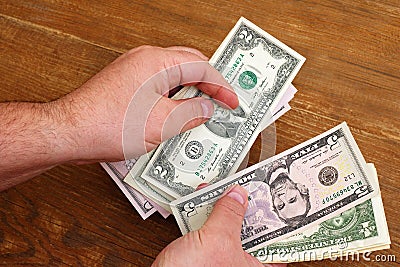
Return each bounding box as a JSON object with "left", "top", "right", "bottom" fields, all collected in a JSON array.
[
  {"left": 58, "top": 45, "right": 238, "bottom": 162},
  {"left": 152, "top": 185, "right": 286, "bottom": 267},
  {"left": 0, "top": 45, "right": 238, "bottom": 189}
]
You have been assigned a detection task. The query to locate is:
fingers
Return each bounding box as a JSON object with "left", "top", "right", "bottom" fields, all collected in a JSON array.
[
  {"left": 202, "top": 185, "right": 248, "bottom": 238},
  {"left": 155, "top": 97, "right": 215, "bottom": 142},
  {"left": 195, "top": 82, "right": 239, "bottom": 110},
  {"left": 122, "top": 45, "right": 238, "bottom": 109},
  {"left": 162, "top": 49, "right": 239, "bottom": 109},
  {"left": 122, "top": 45, "right": 239, "bottom": 156}
]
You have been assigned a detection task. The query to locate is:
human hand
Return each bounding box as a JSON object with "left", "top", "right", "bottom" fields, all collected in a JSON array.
[
  {"left": 152, "top": 185, "right": 287, "bottom": 267},
  {"left": 56, "top": 45, "right": 238, "bottom": 163}
]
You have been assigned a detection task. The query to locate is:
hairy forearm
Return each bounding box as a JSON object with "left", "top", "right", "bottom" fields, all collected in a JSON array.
[{"left": 0, "top": 101, "right": 77, "bottom": 190}]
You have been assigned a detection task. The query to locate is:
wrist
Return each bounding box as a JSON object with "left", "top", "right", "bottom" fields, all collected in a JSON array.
[
  {"left": 36, "top": 101, "right": 81, "bottom": 164},
  {"left": 53, "top": 91, "right": 124, "bottom": 164},
  {"left": 47, "top": 97, "right": 94, "bottom": 164}
]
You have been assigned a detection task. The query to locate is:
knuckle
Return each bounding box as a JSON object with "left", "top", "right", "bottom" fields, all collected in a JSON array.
[
  {"left": 134, "top": 45, "right": 154, "bottom": 51},
  {"left": 215, "top": 197, "right": 245, "bottom": 219},
  {"left": 126, "top": 45, "right": 158, "bottom": 57}
]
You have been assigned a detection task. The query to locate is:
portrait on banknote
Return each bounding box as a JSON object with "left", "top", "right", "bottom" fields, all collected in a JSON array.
[
  {"left": 246, "top": 160, "right": 312, "bottom": 229},
  {"left": 205, "top": 105, "right": 246, "bottom": 138}
]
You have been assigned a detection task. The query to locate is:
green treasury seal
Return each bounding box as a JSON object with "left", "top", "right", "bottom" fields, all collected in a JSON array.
[{"left": 239, "top": 71, "right": 257, "bottom": 90}]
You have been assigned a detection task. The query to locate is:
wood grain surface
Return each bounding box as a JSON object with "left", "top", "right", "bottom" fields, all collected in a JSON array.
[{"left": 0, "top": 0, "right": 399, "bottom": 266}]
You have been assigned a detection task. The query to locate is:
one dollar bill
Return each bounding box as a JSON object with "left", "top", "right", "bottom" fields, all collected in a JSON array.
[{"left": 170, "top": 122, "right": 379, "bottom": 252}]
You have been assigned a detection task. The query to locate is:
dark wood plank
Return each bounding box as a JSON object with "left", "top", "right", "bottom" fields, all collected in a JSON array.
[{"left": 0, "top": 0, "right": 399, "bottom": 266}]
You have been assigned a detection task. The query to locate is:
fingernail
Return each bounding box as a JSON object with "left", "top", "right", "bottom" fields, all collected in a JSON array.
[
  {"left": 226, "top": 185, "right": 246, "bottom": 205},
  {"left": 201, "top": 99, "right": 214, "bottom": 118}
]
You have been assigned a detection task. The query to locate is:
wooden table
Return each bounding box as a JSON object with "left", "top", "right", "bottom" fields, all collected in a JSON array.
[{"left": 0, "top": 1, "right": 399, "bottom": 266}]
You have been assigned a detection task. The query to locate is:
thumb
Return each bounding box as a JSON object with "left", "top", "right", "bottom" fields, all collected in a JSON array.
[
  {"left": 159, "top": 97, "right": 215, "bottom": 141},
  {"left": 202, "top": 185, "right": 248, "bottom": 239}
]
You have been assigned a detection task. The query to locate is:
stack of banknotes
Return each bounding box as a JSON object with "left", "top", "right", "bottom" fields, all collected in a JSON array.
[{"left": 101, "top": 17, "right": 390, "bottom": 263}]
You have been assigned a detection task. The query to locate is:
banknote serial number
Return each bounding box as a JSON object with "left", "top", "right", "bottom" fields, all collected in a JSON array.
[
  {"left": 322, "top": 180, "right": 362, "bottom": 205},
  {"left": 225, "top": 54, "right": 244, "bottom": 80},
  {"left": 195, "top": 144, "right": 218, "bottom": 179}
]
